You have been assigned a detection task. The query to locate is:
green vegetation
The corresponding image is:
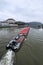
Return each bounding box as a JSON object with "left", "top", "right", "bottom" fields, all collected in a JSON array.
[{"left": 42, "top": 24, "right": 43, "bottom": 28}]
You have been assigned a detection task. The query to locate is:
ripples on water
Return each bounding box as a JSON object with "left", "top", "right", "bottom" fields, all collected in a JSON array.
[
  {"left": 0, "top": 28, "right": 43, "bottom": 65},
  {"left": 0, "top": 28, "right": 22, "bottom": 65}
]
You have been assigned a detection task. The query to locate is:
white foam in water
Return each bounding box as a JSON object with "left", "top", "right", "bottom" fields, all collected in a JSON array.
[
  {"left": 25, "top": 38, "right": 27, "bottom": 40},
  {"left": 0, "top": 50, "right": 16, "bottom": 65},
  {"left": 39, "top": 28, "right": 42, "bottom": 31}
]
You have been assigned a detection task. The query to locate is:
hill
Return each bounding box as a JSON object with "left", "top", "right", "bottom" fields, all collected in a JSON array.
[{"left": 25, "top": 22, "right": 42, "bottom": 28}]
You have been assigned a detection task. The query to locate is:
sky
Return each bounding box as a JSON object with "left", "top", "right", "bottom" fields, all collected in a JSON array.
[{"left": 0, "top": 0, "right": 43, "bottom": 23}]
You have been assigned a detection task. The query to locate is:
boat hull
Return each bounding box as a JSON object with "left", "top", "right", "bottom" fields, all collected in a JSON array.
[{"left": 6, "top": 27, "right": 30, "bottom": 52}]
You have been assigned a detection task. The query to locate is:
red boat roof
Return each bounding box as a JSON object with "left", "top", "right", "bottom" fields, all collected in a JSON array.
[
  {"left": 19, "top": 27, "right": 30, "bottom": 35},
  {"left": 18, "top": 36, "right": 25, "bottom": 43}
]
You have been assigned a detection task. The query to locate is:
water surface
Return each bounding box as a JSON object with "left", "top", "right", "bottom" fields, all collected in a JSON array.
[{"left": 0, "top": 28, "right": 43, "bottom": 65}]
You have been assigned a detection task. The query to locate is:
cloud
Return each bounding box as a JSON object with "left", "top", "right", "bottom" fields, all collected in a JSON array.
[{"left": 0, "top": 0, "right": 43, "bottom": 23}]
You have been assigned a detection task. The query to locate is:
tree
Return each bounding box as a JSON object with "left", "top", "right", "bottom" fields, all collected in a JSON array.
[{"left": 42, "top": 24, "right": 43, "bottom": 28}]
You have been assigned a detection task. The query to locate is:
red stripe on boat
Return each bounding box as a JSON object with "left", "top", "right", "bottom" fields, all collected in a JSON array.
[
  {"left": 19, "top": 27, "right": 30, "bottom": 35},
  {"left": 18, "top": 36, "right": 25, "bottom": 43}
]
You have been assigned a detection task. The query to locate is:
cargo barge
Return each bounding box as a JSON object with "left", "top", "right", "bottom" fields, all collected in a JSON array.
[{"left": 6, "top": 27, "right": 30, "bottom": 52}]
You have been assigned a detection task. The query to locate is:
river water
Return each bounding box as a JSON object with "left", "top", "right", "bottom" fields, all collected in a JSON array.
[
  {"left": 0, "top": 28, "right": 43, "bottom": 65},
  {"left": 0, "top": 50, "right": 16, "bottom": 65}
]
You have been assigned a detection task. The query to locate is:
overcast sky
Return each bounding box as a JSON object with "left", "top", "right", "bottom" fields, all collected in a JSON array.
[{"left": 0, "top": 0, "right": 43, "bottom": 23}]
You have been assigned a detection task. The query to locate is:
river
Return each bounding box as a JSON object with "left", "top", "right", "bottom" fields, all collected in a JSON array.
[{"left": 0, "top": 28, "right": 43, "bottom": 65}]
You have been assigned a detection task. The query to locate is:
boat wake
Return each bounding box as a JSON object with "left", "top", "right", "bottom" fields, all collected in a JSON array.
[{"left": 0, "top": 50, "right": 16, "bottom": 65}]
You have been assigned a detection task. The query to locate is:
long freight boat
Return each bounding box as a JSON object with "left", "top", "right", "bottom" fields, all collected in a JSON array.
[{"left": 6, "top": 27, "right": 30, "bottom": 52}]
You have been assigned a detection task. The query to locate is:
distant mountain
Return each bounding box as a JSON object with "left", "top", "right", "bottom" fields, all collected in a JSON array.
[
  {"left": 25, "top": 22, "right": 42, "bottom": 28},
  {"left": 42, "top": 24, "right": 43, "bottom": 28},
  {"left": 15, "top": 21, "right": 25, "bottom": 25},
  {"left": 0, "top": 18, "right": 42, "bottom": 28},
  {"left": 14, "top": 21, "right": 42, "bottom": 28}
]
